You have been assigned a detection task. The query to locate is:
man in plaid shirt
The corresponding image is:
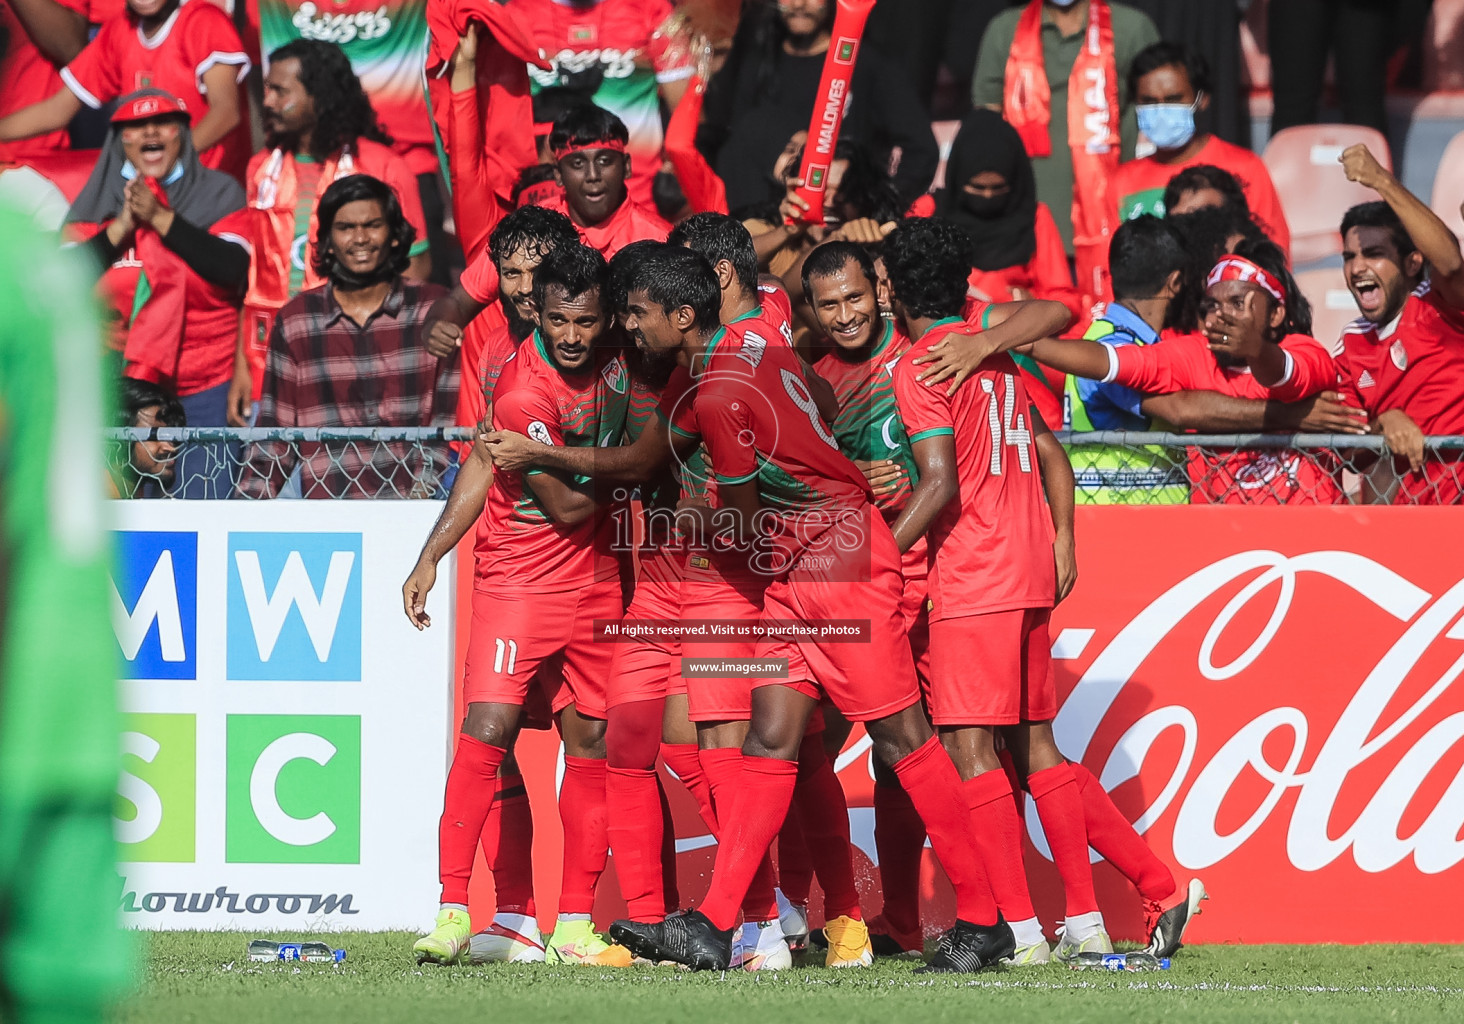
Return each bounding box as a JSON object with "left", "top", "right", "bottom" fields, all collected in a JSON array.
[{"left": 239, "top": 174, "right": 456, "bottom": 499}]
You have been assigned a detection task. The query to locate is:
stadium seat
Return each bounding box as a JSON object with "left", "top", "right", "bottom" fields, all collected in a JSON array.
[
  {"left": 1430, "top": 129, "right": 1464, "bottom": 244},
  {"left": 1295, "top": 266, "right": 1360, "bottom": 356},
  {"left": 1262, "top": 125, "right": 1392, "bottom": 264}
]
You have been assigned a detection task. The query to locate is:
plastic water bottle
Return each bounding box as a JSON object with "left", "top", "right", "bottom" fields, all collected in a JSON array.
[
  {"left": 247, "top": 939, "right": 346, "bottom": 963},
  {"left": 1069, "top": 951, "right": 1171, "bottom": 971}
]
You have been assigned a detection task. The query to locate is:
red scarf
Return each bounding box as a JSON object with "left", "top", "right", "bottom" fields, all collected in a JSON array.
[
  {"left": 244, "top": 146, "right": 360, "bottom": 311},
  {"left": 125, "top": 177, "right": 188, "bottom": 387},
  {"left": 1004, "top": 0, "right": 1119, "bottom": 301}
]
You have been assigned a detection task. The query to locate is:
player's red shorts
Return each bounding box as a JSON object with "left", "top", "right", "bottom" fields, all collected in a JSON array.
[
  {"left": 462, "top": 580, "right": 622, "bottom": 719},
  {"left": 607, "top": 577, "right": 682, "bottom": 710},
  {"left": 899, "top": 537, "right": 931, "bottom": 686},
  {"left": 926, "top": 607, "right": 1056, "bottom": 726},
  {"left": 677, "top": 576, "right": 767, "bottom": 722},
  {"left": 752, "top": 510, "right": 921, "bottom": 722}
]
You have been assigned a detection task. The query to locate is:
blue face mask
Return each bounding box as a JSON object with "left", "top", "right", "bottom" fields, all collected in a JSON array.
[
  {"left": 121, "top": 159, "right": 185, "bottom": 186},
  {"left": 1048, "top": 0, "right": 1079, "bottom": 7},
  {"left": 1137, "top": 98, "right": 1200, "bottom": 151}
]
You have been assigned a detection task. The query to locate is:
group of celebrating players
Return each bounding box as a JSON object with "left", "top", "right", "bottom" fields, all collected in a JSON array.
[{"left": 396, "top": 99, "right": 1210, "bottom": 972}]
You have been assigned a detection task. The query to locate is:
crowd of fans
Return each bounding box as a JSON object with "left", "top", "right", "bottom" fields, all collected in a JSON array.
[{"left": 0, "top": 0, "right": 1459, "bottom": 503}]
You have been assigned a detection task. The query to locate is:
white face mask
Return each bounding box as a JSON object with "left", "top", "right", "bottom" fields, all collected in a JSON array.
[{"left": 1048, "top": 0, "right": 1081, "bottom": 8}]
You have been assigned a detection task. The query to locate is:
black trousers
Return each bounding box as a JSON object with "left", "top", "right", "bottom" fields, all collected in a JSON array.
[{"left": 1267, "top": 0, "right": 1394, "bottom": 136}]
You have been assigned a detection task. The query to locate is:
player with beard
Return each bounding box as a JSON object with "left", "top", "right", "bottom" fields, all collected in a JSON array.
[
  {"left": 1022, "top": 237, "right": 1342, "bottom": 505},
  {"left": 409, "top": 242, "right": 631, "bottom": 967},
  {"left": 1333, "top": 144, "right": 1464, "bottom": 504},
  {"left": 803, "top": 239, "right": 1072, "bottom": 958},
  {"left": 548, "top": 104, "right": 669, "bottom": 258},
  {"left": 234, "top": 38, "right": 430, "bottom": 422},
  {"left": 424, "top": 205, "right": 581, "bottom": 433},
  {"left": 588, "top": 245, "right": 1012, "bottom": 974}
]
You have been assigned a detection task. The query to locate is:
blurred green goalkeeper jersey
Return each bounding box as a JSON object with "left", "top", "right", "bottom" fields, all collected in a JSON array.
[{"left": 0, "top": 202, "right": 134, "bottom": 1019}]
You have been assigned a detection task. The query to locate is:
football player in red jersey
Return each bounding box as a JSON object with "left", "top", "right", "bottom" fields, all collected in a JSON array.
[
  {"left": 1335, "top": 143, "right": 1464, "bottom": 504},
  {"left": 595, "top": 244, "right": 1013, "bottom": 974},
  {"left": 884, "top": 216, "right": 1109, "bottom": 964},
  {"left": 409, "top": 243, "right": 633, "bottom": 968},
  {"left": 803, "top": 239, "right": 1072, "bottom": 956}
]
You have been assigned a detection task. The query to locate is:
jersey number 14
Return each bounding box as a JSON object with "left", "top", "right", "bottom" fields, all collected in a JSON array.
[{"left": 980, "top": 373, "right": 1032, "bottom": 475}]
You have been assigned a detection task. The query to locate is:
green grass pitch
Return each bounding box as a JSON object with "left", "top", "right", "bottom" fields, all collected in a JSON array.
[{"left": 120, "top": 932, "right": 1464, "bottom": 1023}]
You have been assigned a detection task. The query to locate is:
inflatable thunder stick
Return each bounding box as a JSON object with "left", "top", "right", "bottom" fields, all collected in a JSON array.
[{"left": 788, "top": 0, "right": 875, "bottom": 226}]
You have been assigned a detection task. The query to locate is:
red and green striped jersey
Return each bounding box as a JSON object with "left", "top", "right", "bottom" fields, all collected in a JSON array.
[
  {"left": 248, "top": 0, "right": 436, "bottom": 174},
  {"left": 475, "top": 333, "right": 630, "bottom": 591},
  {"left": 814, "top": 318, "right": 918, "bottom": 517}
]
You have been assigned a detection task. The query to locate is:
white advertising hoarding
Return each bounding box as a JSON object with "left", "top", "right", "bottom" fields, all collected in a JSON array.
[{"left": 108, "top": 500, "right": 454, "bottom": 930}]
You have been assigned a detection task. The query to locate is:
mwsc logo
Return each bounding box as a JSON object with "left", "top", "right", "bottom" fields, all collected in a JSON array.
[
  {"left": 227, "top": 532, "right": 362, "bottom": 680},
  {"left": 111, "top": 532, "right": 197, "bottom": 680},
  {"left": 116, "top": 712, "right": 361, "bottom": 865}
]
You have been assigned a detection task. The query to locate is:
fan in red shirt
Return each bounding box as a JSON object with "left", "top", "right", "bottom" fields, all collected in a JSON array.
[
  {"left": 546, "top": 103, "right": 669, "bottom": 258},
  {"left": 0, "top": 0, "right": 250, "bottom": 179},
  {"left": 406, "top": 242, "right": 634, "bottom": 969},
  {"left": 938, "top": 108, "right": 1084, "bottom": 321},
  {"left": 1116, "top": 43, "right": 1289, "bottom": 254},
  {"left": 0, "top": 0, "right": 124, "bottom": 162},
  {"left": 1026, "top": 240, "right": 1343, "bottom": 504},
  {"left": 602, "top": 243, "right": 1013, "bottom": 975},
  {"left": 1332, "top": 144, "right": 1464, "bottom": 505}
]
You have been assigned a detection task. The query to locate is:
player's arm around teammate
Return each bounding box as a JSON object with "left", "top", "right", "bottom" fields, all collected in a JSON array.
[{"left": 909, "top": 297, "right": 1074, "bottom": 393}]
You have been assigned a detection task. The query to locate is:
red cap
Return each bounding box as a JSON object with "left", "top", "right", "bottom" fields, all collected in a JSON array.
[{"left": 111, "top": 93, "right": 189, "bottom": 124}]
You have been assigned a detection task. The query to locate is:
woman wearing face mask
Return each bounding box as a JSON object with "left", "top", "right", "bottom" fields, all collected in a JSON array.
[
  {"left": 67, "top": 90, "right": 250, "bottom": 498},
  {"left": 937, "top": 107, "right": 1083, "bottom": 320},
  {"left": 1114, "top": 42, "right": 1289, "bottom": 255}
]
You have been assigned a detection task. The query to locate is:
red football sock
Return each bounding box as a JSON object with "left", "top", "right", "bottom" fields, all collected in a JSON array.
[
  {"left": 558, "top": 756, "right": 609, "bottom": 916},
  {"left": 997, "top": 747, "right": 1024, "bottom": 810},
  {"left": 606, "top": 699, "right": 668, "bottom": 922},
  {"left": 892, "top": 736, "right": 998, "bottom": 925},
  {"left": 481, "top": 773, "right": 536, "bottom": 917},
  {"left": 777, "top": 807, "right": 813, "bottom": 905},
  {"left": 661, "top": 742, "right": 716, "bottom": 832},
  {"left": 658, "top": 776, "right": 680, "bottom": 913},
  {"left": 439, "top": 735, "right": 506, "bottom": 906},
  {"left": 1027, "top": 763, "right": 1100, "bottom": 917},
  {"left": 606, "top": 765, "right": 664, "bottom": 923},
  {"left": 873, "top": 779, "right": 926, "bottom": 937},
  {"left": 964, "top": 769, "right": 1036, "bottom": 922},
  {"left": 1071, "top": 762, "right": 1177, "bottom": 904},
  {"left": 700, "top": 746, "right": 779, "bottom": 921},
  {"left": 791, "top": 732, "right": 860, "bottom": 920},
  {"left": 698, "top": 756, "right": 798, "bottom": 932}
]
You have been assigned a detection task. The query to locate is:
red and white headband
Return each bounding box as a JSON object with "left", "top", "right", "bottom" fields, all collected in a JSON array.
[
  {"left": 1207, "top": 255, "right": 1285, "bottom": 304},
  {"left": 552, "top": 138, "right": 626, "bottom": 162}
]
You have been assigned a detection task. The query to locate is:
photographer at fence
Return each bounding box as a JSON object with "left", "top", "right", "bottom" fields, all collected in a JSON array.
[
  {"left": 236, "top": 174, "right": 454, "bottom": 500},
  {"left": 1333, "top": 144, "right": 1464, "bottom": 505}
]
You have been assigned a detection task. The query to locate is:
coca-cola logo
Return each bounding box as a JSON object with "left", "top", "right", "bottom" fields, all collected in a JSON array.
[{"left": 1047, "top": 548, "right": 1464, "bottom": 875}]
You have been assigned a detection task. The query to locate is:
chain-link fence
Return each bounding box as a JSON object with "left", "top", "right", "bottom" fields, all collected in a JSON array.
[{"left": 104, "top": 428, "right": 1464, "bottom": 505}]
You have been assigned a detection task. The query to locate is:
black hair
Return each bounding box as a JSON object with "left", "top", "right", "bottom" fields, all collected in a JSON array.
[
  {"left": 1129, "top": 41, "right": 1212, "bottom": 99},
  {"left": 667, "top": 212, "right": 759, "bottom": 295},
  {"left": 1108, "top": 215, "right": 1187, "bottom": 300},
  {"left": 607, "top": 238, "right": 665, "bottom": 314},
  {"left": 1162, "top": 164, "right": 1250, "bottom": 219},
  {"left": 781, "top": 138, "right": 905, "bottom": 227},
  {"left": 488, "top": 203, "right": 579, "bottom": 269},
  {"left": 1228, "top": 237, "right": 1312, "bottom": 338},
  {"left": 1166, "top": 205, "right": 1269, "bottom": 331},
  {"left": 533, "top": 86, "right": 594, "bottom": 134},
  {"left": 268, "top": 39, "right": 390, "bottom": 160},
  {"left": 1340, "top": 201, "right": 1418, "bottom": 260},
  {"left": 312, "top": 174, "right": 413, "bottom": 281},
  {"left": 510, "top": 163, "right": 561, "bottom": 207},
  {"left": 548, "top": 103, "right": 629, "bottom": 156},
  {"left": 726, "top": 0, "right": 836, "bottom": 104},
  {"left": 118, "top": 377, "right": 185, "bottom": 428},
  {"left": 800, "top": 240, "right": 877, "bottom": 299},
  {"left": 531, "top": 241, "right": 608, "bottom": 313},
  {"left": 625, "top": 244, "right": 721, "bottom": 332},
  {"left": 882, "top": 217, "right": 971, "bottom": 320}
]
